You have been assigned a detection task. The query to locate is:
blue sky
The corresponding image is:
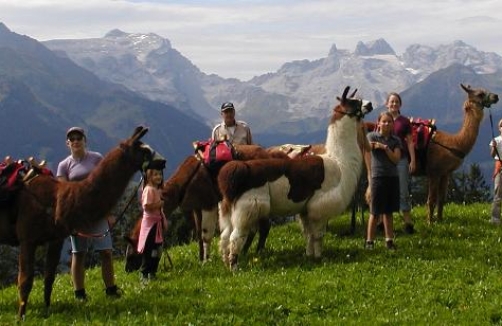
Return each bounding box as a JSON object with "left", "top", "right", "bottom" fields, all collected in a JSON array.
[{"left": 1, "top": 0, "right": 501, "bottom": 81}]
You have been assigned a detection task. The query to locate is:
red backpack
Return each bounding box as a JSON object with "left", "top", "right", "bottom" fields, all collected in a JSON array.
[
  {"left": 193, "top": 139, "right": 236, "bottom": 170},
  {"left": 409, "top": 117, "right": 436, "bottom": 150},
  {"left": 0, "top": 161, "right": 28, "bottom": 201}
]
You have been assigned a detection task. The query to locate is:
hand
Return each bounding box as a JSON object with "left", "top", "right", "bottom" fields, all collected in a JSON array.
[{"left": 365, "top": 187, "right": 371, "bottom": 205}]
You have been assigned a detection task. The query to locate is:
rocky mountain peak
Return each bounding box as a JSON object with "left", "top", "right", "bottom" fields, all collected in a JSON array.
[
  {"left": 354, "top": 38, "right": 395, "bottom": 56},
  {"left": 104, "top": 29, "right": 128, "bottom": 38},
  {"left": 328, "top": 44, "right": 338, "bottom": 56}
]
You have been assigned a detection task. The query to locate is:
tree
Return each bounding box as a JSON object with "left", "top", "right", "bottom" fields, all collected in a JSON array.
[
  {"left": 447, "top": 163, "right": 490, "bottom": 204},
  {"left": 411, "top": 163, "right": 490, "bottom": 206}
]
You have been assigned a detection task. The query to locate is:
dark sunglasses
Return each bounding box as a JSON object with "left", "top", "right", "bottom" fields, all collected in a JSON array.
[{"left": 68, "top": 136, "right": 84, "bottom": 142}]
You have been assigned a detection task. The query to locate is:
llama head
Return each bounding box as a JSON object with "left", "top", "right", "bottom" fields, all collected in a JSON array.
[
  {"left": 334, "top": 86, "right": 373, "bottom": 121},
  {"left": 119, "top": 125, "right": 158, "bottom": 171},
  {"left": 460, "top": 83, "right": 499, "bottom": 108}
]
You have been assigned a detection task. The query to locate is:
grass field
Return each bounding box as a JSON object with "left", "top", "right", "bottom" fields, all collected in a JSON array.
[{"left": 1, "top": 203, "right": 501, "bottom": 325}]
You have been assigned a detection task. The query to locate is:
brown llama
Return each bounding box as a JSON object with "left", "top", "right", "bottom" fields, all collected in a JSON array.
[
  {"left": 0, "top": 126, "right": 157, "bottom": 320},
  {"left": 217, "top": 86, "right": 372, "bottom": 270},
  {"left": 413, "top": 84, "right": 498, "bottom": 224},
  {"left": 124, "top": 144, "right": 287, "bottom": 269}
]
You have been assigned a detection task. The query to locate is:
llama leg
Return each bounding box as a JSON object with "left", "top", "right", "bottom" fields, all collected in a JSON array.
[
  {"left": 255, "top": 218, "right": 271, "bottom": 253},
  {"left": 427, "top": 178, "right": 437, "bottom": 224},
  {"left": 190, "top": 210, "right": 204, "bottom": 262},
  {"left": 241, "top": 229, "right": 256, "bottom": 255},
  {"left": 437, "top": 175, "right": 449, "bottom": 222},
  {"left": 17, "top": 243, "right": 36, "bottom": 320},
  {"left": 43, "top": 239, "right": 64, "bottom": 316},
  {"left": 218, "top": 204, "right": 232, "bottom": 266},
  {"left": 201, "top": 208, "right": 218, "bottom": 262},
  {"left": 299, "top": 214, "right": 315, "bottom": 257},
  {"left": 229, "top": 226, "right": 249, "bottom": 271},
  {"left": 310, "top": 220, "right": 326, "bottom": 258}
]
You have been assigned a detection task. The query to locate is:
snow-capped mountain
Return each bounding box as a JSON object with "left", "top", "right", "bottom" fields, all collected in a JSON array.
[
  {"left": 45, "top": 29, "right": 214, "bottom": 122},
  {"left": 44, "top": 32, "right": 502, "bottom": 133}
]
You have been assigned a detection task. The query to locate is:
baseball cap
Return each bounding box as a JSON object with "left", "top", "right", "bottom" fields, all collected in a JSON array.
[
  {"left": 221, "top": 102, "right": 235, "bottom": 112},
  {"left": 66, "top": 127, "right": 86, "bottom": 139}
]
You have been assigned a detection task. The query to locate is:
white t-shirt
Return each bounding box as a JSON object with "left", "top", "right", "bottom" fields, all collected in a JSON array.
[{"left": 490, "top": 135, "right": 502, "bottom": 161}]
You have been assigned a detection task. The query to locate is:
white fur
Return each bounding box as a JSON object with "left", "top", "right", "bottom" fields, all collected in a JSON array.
[{"left": 219, "top": 110, "right": 363, "bottom": 267}]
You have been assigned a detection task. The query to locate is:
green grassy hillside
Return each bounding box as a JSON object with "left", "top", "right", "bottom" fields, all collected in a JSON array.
[{"left": 1, "top": 203, "right": 501, "bottom": 325}]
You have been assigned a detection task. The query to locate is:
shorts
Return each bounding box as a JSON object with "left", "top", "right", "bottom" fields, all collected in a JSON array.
[
  {"left": 370, "top": 176, "right": 400, "bottom": 215},
  {"left": 70, "top": 219, "right": 113, "bottom": 253}
]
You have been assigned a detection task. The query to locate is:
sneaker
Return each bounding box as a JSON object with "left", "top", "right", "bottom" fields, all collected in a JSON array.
[
  {"left": 386, "top": 240, "right": 397, "bottom": 250},
  {"left": 404, "top": 223, "right": 415, "bottom": 234},
  {"left": 105, "top": 285, "right": 122, "bottom": 298},
  {"left": 365, "top": 240, "right": 374, "bottom": 250},
  {"left": 140, "top": 273, "right": 150, "bottom": 284},
  {"left": 490, "top": 218, "right": 501, "bottom": 225},
  {"left": 74, "top": 289, "right": 87, "bottom": 301}
]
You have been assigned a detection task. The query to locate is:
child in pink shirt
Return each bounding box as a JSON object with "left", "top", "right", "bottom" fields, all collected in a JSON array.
[{"left": 137, "top": 167, "right": 168, "bottom": 280}]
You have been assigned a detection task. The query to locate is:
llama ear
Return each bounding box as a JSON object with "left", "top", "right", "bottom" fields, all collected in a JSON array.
[
  {"left": 131, "top": 126, "right": 149, "bottom": 142},
  {"left": 341, "top": 86, "right": 350, "bottom": 103},
  {"left": 460, "top": 83, "right": 471, "bottom": 93}
]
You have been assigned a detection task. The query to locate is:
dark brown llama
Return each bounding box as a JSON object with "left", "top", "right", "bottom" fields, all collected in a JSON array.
[
  {"left": 0, "top": 126, "right": 156, "bottom": 320},
  {"left": 414, "top": 84, "right": 498, "bottom": 223}
]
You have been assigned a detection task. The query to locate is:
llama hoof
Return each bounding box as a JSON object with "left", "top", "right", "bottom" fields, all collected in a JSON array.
[{"left": 229, "top": 254, "right": 239, "bottom": 270}]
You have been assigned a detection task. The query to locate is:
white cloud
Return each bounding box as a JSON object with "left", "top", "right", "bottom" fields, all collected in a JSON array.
[{"left": 1, "top": 0, "right": 501, "bottom": 80}]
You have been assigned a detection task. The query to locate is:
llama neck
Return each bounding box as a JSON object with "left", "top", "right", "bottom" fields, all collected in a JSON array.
[
  {"left": 324, "top": 116, "right": 359, "bottom": 159},
  {"left": 452, "top": 100, "right": 484, "bottom": 153},
  {"left": 75, "top": 148, "right": 138, "bottom": 226},
  {"left": 322, "top": 116, "right": 363, "bottom": 215}
]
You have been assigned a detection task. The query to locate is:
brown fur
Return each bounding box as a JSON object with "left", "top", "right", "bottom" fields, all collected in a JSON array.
[
  {"left": 1, "top": 126, "right": 154, "bottom": 319},
  {"left": 285, "top": 156, "right": 325, "bottom": 202},
  {"left": 413, "top": 84, "right": 499, "bottom": 223},
  {"left": 221, "top": 155, "right": 325, "bottom": 203}
]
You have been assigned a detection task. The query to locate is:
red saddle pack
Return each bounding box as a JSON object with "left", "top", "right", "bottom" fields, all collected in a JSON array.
[
  {"left": 409, "top": 117, "right": 436, "bottom": 150},
  {"left": 193, "top": 139, "right": 236, "bottom": 170},
  {"left": 0, "top": 161, "right": 28, "bottom": 201}
]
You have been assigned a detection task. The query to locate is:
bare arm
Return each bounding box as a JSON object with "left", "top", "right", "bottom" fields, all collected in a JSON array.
[
  {"left": 491, "top": 140, "right": 498, "bottom": 158},
  {"left": 405, "top": 134, "right": 416, "bottom": 172}
]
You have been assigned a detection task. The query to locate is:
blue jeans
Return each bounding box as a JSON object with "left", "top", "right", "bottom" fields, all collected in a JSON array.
[
  {"left": 397, "top": 158, "right": 411, "bottom": 212},
  {"left": 491, "top": 172, "right": 502, "bottom": 220}
]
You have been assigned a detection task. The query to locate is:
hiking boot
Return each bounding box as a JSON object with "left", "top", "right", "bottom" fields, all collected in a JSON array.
[
  {"left": 365, "top": 240, "right": 374, "bottom": 250},
  {"left": 386, "top": 240, "right": 397, "bottom": 250},
  {"left": 404, "top": 223, "right": 415, "bottom": 234},
  {"left": 74, "top": 289, "right": 87, "bottom": 301},
  {"left": 105, "top": 285, "right": 122, "bottom": 298}
]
